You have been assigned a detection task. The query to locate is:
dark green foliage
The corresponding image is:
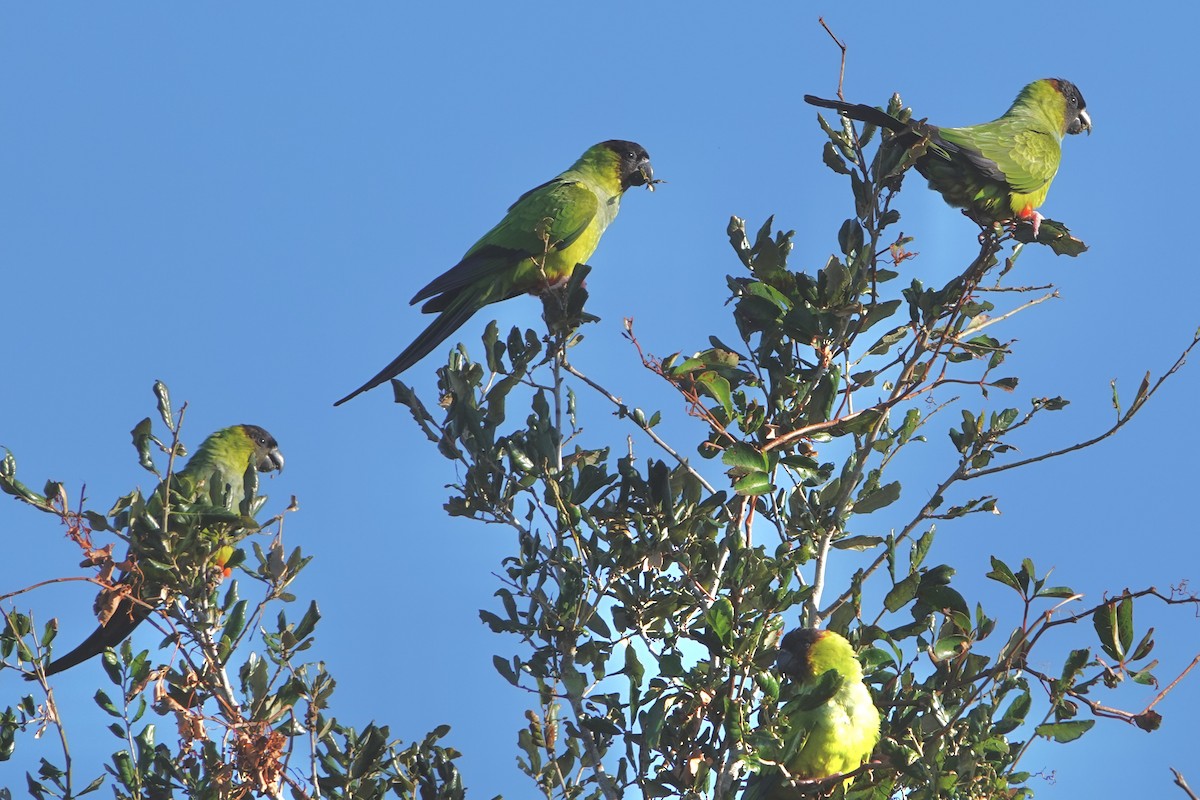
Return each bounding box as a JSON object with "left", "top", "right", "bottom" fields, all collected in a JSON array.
[
  {"left": 380, "top": 87, "right": 1195, "bottom": 800},
  {"left": 1, "top": 385, "right": 469, "bottom": 799},
  {"left": 3, "top": 88, "right": 1196, "bottom": 800}
]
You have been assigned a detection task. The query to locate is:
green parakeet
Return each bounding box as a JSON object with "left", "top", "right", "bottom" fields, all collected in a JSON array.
[
  {"left": 335, "top": 139, "right": 654, "bottom": 405},
  {"left": 743, "top": 628, "right": 881, "bottom": 799},
  {"left": 29, "top": 424, "right": 283, "bottom": 678},
  {"left": 805, "top": 79, "right": 1091, "bottom": 237}
]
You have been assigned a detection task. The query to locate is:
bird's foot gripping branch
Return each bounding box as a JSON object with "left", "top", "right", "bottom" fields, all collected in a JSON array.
[
  {"left": 380, "top": 85, "right": 1200, "bottom": 800},
  {"left": 808, "top": 81, "right": 1091, "bottom": 258}
]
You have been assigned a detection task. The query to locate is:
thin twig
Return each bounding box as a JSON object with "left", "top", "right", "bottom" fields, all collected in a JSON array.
[
  {"left": 160, "top": 402, "right": 188, "bottom": 535},
  {"left": 958, "top": 290, "right": 1058, "bottom": 337},
  {"left": 1147, "top": 654, "right": 1200, "bottom": 714},
  {"left": 968, "top": 332, "right": 1200, "bottom": 479},
  {"left": 561, "top": 360, "right": 719, "bottom": 496},
  {"left": 1173, "top": 769, "right": 1200, "bottom": 800},
  {"left": 817, "top": 18, "right": 848, "bottom": 100}
]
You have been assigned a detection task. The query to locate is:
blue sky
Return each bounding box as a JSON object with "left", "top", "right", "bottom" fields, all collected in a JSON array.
[{"left": 2, "top": 3, "right": 1198, "bottom": 796}]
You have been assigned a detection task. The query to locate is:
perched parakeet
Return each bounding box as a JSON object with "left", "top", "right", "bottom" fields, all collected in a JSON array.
[
  {"left": 805, "top": 79, "right": 1091, "bottom": 237},
  {"left": 29, "top": 424, "right": 283, "bottom": 678},
  {"left": 743, "top": 628, "right": 881, "bottom": 799},
  {"left": 334, "top": 139, "right": 654, "bottom": 405}
]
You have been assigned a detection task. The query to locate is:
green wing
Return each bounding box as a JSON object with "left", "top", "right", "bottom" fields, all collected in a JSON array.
[
  {"left": 412, "top": 179, "right": 599, "bottom": 307},
  {"left": 30, "top": 425, "right": 281, "bottom": 678},
  {"left": 941, "top": 123, "right": 1061, "bottom": 195}
]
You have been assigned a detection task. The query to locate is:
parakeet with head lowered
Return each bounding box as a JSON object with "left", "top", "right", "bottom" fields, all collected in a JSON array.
[
  {"left": 743, "top": 628, "right": 881, "bottom": 799},
  {"left": 805, "top": 79, "right": 1091, "bottom": 238},
  {"left": 28, "top": 424, "right": 283, "bottom": 678},
  {"left": 334, "top": 139, "right": 654, "bottom": 405}
]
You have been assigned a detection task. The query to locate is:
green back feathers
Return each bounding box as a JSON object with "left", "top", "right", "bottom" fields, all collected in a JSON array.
[
  {"left": 919, "top": 78, "right": 1090, "bottom": 221},
  {"left": 334, "top": 140, "right": 652, "bottom": 404},
  {"left": 806, "top": 80, "right": 1090, "bottom": 226},
  {"left": 27, "top": 424, "right": 283, "bottom": 678},
  {"left": 744, "top": 628, "right": 881, "bottom": 798},
  {"left": 171, "top": 424, "right": 283, "bottom": 512},
  {"left": 801, "top": 628, "right": 866, "bottom": 683}
]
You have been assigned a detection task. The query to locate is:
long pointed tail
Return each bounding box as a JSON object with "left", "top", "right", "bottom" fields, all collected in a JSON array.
[
  {"left": 334, "top": 300, "right": 478, "bottom": 406},
  {"left": 28, "top": 601, "right": 149, "bottom": 679},
  {"left": 803, "top": 95, "right": 906, "bottom": 132}
]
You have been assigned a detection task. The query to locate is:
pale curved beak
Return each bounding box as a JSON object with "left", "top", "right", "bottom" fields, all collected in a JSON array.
[
  {"left": 259, "top": 449, "right": 285, "bottom": 474},
  {"left": 1074, "top": 108, "right": 1092, "bottom": 136}
]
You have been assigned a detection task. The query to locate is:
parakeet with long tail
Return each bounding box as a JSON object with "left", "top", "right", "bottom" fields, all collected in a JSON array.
[
  {"left": 28, "top": 424, "right": 283, "bottom": 678},
  {"left": 805, "top": 79, "right": 1090, "bottom": 237},
  {"left": 335, "top": 139, "right": 654, "bottom": 405}
]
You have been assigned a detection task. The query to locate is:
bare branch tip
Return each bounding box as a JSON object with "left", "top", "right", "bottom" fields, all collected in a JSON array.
[{"left": 816, "top": 17, "right": 848, "bottom": 98}]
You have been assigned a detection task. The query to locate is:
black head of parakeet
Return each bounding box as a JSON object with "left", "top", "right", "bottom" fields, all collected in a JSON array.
[
  {"left": 776, "top": 626, "right": 824, "bottom": 680},
  {"left": 602, "top": 139, "right": 653, "bottom": 190},
  {"left": 1047, "top": 78, "right": 1091, "bottom": 135},
  {"left": 240, "top": 424, "right": 285, "bottom": 473}
]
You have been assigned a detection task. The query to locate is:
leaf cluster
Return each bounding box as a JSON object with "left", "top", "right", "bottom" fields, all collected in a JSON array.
[
  {"left": 378, "top": 90, "right": 1194, "bottom": 800},
  {"left": 1, "top": 385, "right": 472, "bottom": 799}
]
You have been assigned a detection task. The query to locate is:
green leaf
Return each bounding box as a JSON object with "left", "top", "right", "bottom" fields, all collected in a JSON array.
[
  {"left": 917, "top": 585, "right": 969, "bottom": 619},
  {"left": 1034, "top": 719, "right": 1095, "bottom": 743},
  {"left": 867, "top": 325, "right": 908, "bottom": 356},
  {"left": 858, "top": 299, "right": 902, "bottom": 336},
  {"left": 584, "top": 613, "right": 612, "bottom": 639},
  {"left": 1131, "top": 627, "right": 1156, "bottom": 661},
  {"left": 492, "top": 655, "right": 519, "bottom": 686},
  {"left": 294, "top": 601, "right": 321, "bottom": 640},
  {"left": 822, "top": 142, "right": 851, "bottom": 175},
  {"left": 113, "top": 750, "right": 135, "bottom": 785},
  {"left": 986, "top": 556, "right": 1020, "bottom": 592},
  {"left": 695, "top": 371, "right": 733, "bottom": 416},
  {"left": 561, "top": 664, "right": 586, "bottom": 697},
  {"left": 853, "top": 481, "right": 900, "bottom": 515},
  {"left": 1013, "top": 217, "right": 1089, "bottom": 256},
  {"left": 995, "top": 690, "right": 1031, "bottom": 735},
  {"left": 832, "top": 535, "right": 884, "bottom": 551},
  {"left": 658, "top": 651, "right": 685, "bottom": 678},
  {"left": 94, "top": 690, "right": 120, "bottom": 717},
  {"left": 221, "top": 600, "right": 248, "bottom": 645},
  {"left": 884, "top": 573, "right": 920, "bottom": 612},
  {"left": 721, "top": 442, "right": 769, "bottom": 474},
  {"left": 624, "top": 645, "right": 644, "bottom": 687},
  {"left": 641, "top": 697, "right": 668, "bottom": 748},
  {"left": 1117, "top": 594, "right": 1135, "bottom": 657},
  {"left": 705, "top": 597, "right": 735, "bottom": 650},
  {"left": 838, "top": 219, "right": 864, "bottom": 257},
  {"left": 911, "top": 527, "right": 935, "bottom": 571},
  {"left": 732, "top": 473, "right": 774, "bottom": 497},
  {"left": 1130, "top": 664, "right": 1158, "bottom": 686},
  {"left": 130, "top": 417, "right": 158, "bottom": 475},
  {"left": 152, "top": 380, "right": 174, "bottom": 431},
  {"left": 931, "top": 635, "right": 968, "bottom": 661},
  {"left": 1093, "top": 597, "right": 1132, "bottom": 662}
]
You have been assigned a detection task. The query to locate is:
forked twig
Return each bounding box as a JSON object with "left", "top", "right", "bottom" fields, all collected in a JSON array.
[{"left": 817, "top": 18, "right": 848, "bottom": 99}]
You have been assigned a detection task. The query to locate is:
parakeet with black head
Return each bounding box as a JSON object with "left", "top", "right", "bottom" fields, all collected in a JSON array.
[
  {"left": 335, "top": 139, "right": 654, "bottom": 405},
  {"left": 28, "top": 424, "right": 283, "bottom": 678},
  {"left": 743, "top": 628, "right": 881, "bottom": 799},
  {"left": 805, "top": 79, "right": 1091, "bottom": 238}
]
